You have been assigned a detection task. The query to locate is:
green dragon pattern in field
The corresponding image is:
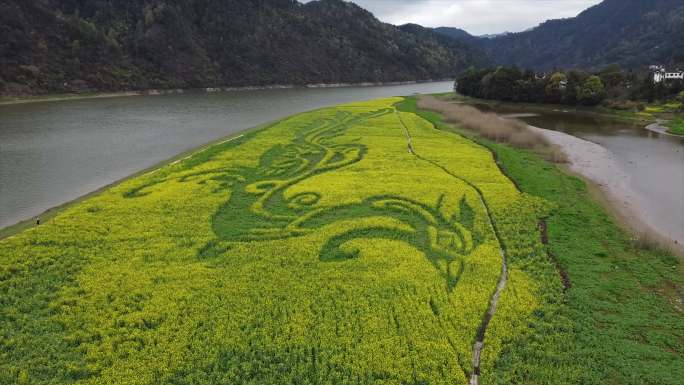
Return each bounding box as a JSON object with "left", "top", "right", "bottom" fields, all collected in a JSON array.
[{"left": 125, "top": 108, "right": 481, "bottom": 291}]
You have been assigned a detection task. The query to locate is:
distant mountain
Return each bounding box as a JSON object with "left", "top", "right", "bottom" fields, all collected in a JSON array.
[
  {"left": 400, "top": 24, "right": 489, "bottom": 66},
  {"left": 0, "top": 0, "right": 487, "bottom": 95},
  {"left": 479, "top": 33, "right": 512, "bottom": 39},
  {"left": 434, "top": 27, "right": 510, "bottom": 42},
  {"left": 433, "top": 27, "right": 481, "bottom": 45},
  {"left": 436, "top": 0, "right": 684, "bottom": 71}
]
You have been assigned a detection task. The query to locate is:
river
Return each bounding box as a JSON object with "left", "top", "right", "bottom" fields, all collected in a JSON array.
[
  {"left": 474, "top": 103, "right": 684, "bottom": 246},
  {"left": 0, "top": 82, "right": 453, "bottom": 229}
]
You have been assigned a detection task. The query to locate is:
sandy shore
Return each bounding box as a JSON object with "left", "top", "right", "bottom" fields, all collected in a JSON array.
[
  {"left": 528, "top": 125, "right": 683, "bottom": 254},
  {"left": 644, "top": 120, "right": 683, "bottom": 137}
]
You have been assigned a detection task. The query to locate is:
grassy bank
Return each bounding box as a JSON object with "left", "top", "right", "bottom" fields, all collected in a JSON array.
[
  {"left": 667, "top": 117, "right": 684, "bottom": 135},
  {"left": 399, "top": 96, "right": 684, "bottom": 384}
]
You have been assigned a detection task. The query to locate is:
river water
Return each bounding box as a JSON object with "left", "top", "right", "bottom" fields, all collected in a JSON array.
[
  {"left": 0, "top": 82, "right": 453, "bottom": 229},
  {"left": 474, "top": 103, "right": 684, "bottom": 246}
]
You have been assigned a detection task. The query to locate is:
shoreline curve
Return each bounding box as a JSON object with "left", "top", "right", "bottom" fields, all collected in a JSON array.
[{"left": 528, "top": 124, "right": 684, "bottom": 255}]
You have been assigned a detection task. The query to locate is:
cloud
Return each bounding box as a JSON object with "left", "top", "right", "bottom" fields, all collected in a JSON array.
[{"left": 303, "top": 0, "right": 602, "bottom": 35}]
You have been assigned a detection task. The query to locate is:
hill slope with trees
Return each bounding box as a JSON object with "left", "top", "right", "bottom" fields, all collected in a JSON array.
[
  {"left": 0, "top": 0, "right": 487, "bottom": 95},
  {"left": 436, "top": 0, "right": 684, "bottom": 71}
]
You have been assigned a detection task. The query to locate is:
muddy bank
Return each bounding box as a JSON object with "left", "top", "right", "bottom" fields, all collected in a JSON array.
[{"left": 528, "top": 125, "right": 684, "bottom": 254}]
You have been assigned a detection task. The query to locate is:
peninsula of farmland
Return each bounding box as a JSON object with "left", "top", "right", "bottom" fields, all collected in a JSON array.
[{"left": 1, "top": 97, "right": 682, "bottom": 384}]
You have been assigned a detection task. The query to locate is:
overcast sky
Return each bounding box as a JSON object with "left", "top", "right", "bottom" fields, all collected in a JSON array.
[{"left": 304, "top": 0, "right": 603, "bottom": 35}]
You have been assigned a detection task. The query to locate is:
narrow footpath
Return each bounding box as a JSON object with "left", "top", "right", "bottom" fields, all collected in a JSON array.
[{"left": 395, "top": 110, "right": 509, "bottom": 385}]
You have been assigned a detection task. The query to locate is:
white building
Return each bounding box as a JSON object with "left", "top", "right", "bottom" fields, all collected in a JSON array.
[{"left": 652, "top": 66, "right": 684, "bottom": 83}]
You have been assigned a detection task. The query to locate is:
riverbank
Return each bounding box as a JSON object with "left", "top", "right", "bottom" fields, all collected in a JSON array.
[
  {"left": 0, "top": 91, "right": 144, "bottom": 106},
  {"left": 401, "top": 96, "right": 684, "bottom": 384},
  {"left": 477, "top": 132, "right": 684, "bottom": 383},
  {"left": 444, "top": 93, "right": 684, "bottom": 136},
  {"left": 0, "top": 80, "right": 449, "bottom": 106},
  {"left": 413, "top": 94, "right": 684, "bottom": 254},
  {"left": 0, "top": 120, "right": 275, "bottom": 240},
  {"left": 526, "top": 124, "right": 684, "bottom": 254},
  {"left": 443, "top": 93, "right": 651, "bottom": 123}
]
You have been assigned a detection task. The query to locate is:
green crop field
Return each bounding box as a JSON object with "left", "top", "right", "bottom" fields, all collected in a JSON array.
[{"left": 0, "top": 98, "right": 595, "bottom": 384}]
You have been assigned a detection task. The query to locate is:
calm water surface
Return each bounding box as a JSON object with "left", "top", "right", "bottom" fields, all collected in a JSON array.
[
  {"left": 475, "top": 103, "right": 684, "bottom": 244},
  {"left": 0, "top": 82, "right": 452, "bottom": 229}
]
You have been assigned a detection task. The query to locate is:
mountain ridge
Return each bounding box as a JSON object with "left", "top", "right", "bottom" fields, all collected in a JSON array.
[
  {"left": 3, "top": 0, "right": 681, "bottom": 96},
  {"left": 435, "top": 0, "right": 684, "bottom": 71},
  {"left": 0, "top": 0, "right": 487, "bottom": 95}
]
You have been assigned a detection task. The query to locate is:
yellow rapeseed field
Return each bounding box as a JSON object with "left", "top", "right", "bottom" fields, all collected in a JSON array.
[{"left": 1, "top": 98, "right": 555, "bottom": 384}]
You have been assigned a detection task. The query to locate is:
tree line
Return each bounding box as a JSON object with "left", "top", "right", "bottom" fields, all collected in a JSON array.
[{"left": 455, "top": 65, "right": 684, "bottom": 108}]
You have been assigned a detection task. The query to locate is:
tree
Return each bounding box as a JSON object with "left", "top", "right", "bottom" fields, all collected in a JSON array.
[
  {"left": 598, "top": 64, "right": 624, "bottom": 88},
  {"left": 455, "top": 67, "right": 487, "bottom": 97},
  {"left": 481, "top": 66, "right": 522, "bottom": 101},
  {"left": 563, "top": 70, "right": 587, "bottom": 105},
  {"left": 576, "top": 75, "right": 606, "bottom": 105},
  {"left": 545, "top": 72, "right": 568, "bottom": 103}
]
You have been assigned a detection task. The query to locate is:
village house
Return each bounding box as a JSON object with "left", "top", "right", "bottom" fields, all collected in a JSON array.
[{"left": 650, "top": 65, "right": 684, "bottom": 83}]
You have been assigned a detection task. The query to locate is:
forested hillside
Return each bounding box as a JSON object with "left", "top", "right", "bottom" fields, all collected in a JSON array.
[
  {"left": 0, "top": 0, "right": 486, "bottom": 95},
  {"left": 433, "top": 27, "right": 483, "bottom": 47},
  {"left": 436, "top": 0, "right": 684, "bottom": 71}
]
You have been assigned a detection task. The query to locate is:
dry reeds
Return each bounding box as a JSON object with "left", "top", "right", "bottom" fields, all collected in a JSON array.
[
  {"left": 417, "top": 95, "right": 549, "bottom": 150},
  {"left": 548, "top": 144, "right": 569, "bottom": 164}
]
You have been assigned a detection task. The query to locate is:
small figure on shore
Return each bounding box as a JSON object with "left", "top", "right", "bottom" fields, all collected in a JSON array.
[{"left": 36, "top": 218, "right": 40, "bottom": 225}]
